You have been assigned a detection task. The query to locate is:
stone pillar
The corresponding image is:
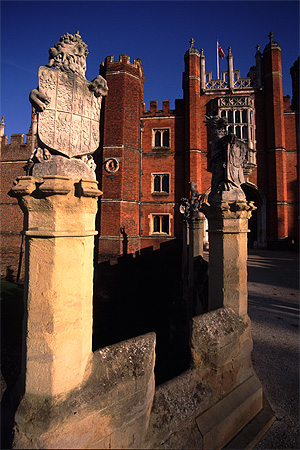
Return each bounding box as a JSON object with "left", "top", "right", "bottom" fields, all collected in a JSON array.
[
  {"left": 200, "top": 48, "right": 206, "bottom": 91},
  {"left": 188, "top": 216, "right": 204, "bottom": 289},
  {"left": 10, "top": 175, "right": 102, "bottom": 397},
  {"left": 255, "top": 44, "right": 262, "bottom": 89},
  {"left": 187, "top": 215, "right": 205, "bottom": 317},
  {"left": 227, "top": 47, "right": 234, "bottom": 89},
  {"left": 202, "top": 201, "right": 256, "bottom": 317}
]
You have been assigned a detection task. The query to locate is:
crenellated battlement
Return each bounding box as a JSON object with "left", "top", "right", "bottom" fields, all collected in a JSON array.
[
  {"left": 105, "top": 54, "right": 140, "bottom": 65},
  {"left": 1, "top": 133, "right": 33, "bottom": 162},
  {"left": 143, "top": 99, "right": 171, "bottom": 115},
  {"left": 143, "top": 98, "right": 184, "bottom": 116},
  {"left": 103, "top": 54, "right": 144, "bottom": 79}
]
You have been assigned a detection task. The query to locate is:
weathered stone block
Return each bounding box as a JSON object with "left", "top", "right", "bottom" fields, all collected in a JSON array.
[
  {"left": 143, "top": 368, "right": 213, "bottom": 448},
  {"left": 190, "top": 307, "right": 249, "bottom": 370},
  {"left": 195, "top": 374, "right": 263, "bottom": 449},
  {"left": 13, "top": 333, "right": 156, "bottom": 449}
]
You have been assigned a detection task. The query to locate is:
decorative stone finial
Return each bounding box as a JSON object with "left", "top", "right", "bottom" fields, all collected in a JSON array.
[
  {"left": 200, "top": 48, "right": 204, "bottom": 56},
  {"left": 185, "top": 37, "right": 200, "bottom": 58},
  {"left": 0, "top": 115, "right": 5, "bottom": 137},
  {"left": 256, "top": 44, "right": 260, "bottom": 52},
  {"left": 228, "top": 46, "right": 232, "bottom": 55},
  {"left": 268, "top": 31, "right": 274, "bottom": 43},
  {"left": 264, "top": 31, "right": 281, "bottom": 53}
]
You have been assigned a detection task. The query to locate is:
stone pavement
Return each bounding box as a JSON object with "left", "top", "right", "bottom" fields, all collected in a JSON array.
[{"left": 247, "top": 249, "right": 299, "bottom": 450}]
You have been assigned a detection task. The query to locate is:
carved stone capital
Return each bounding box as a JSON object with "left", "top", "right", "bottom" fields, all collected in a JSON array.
[
  {"left": 9, "top": 175, "right": 102, "bottom": 233},
  {"left": 76, "top": 179, "right": 103, "bottom": 198},
  {"left": 201, "top": 200, "right": 256, "bottom": 221},
  {"left": 10, "top": 176, "right": 37, "bottom": 196}
]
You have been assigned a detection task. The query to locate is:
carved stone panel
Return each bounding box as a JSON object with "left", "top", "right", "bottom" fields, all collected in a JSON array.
[{"left": 38, "top": 67, "right": 101, "bottom": 158}]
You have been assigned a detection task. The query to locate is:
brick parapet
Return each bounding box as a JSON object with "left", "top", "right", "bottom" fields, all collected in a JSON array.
[{"left": 1, "top": 133, "right": 32, "bottom": 162}]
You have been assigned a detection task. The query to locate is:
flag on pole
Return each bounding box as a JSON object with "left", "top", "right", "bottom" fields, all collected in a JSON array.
[
  {"left": 218, "top": 42, "right": 225, "bottom": 59},
  {"left": 216, "top": 38, "right": 225, "bottom": 79}
]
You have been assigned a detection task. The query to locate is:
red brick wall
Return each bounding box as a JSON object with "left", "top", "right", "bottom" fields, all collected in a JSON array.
[
  {"left": 99, "top": 55, "right": 144, "bottom": 258},
  {"left": 1, "top": 38, "right": 299, "bottom": 268},
  {"left": 0, "top": 133, "right": 32, "bottom": 279}
]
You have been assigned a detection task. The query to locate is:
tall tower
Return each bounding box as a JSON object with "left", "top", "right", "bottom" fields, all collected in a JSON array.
[
  {"left": 183, "top": 38, "right": 203, "bottom": 197},
  {"left": 98, "top": 55, "right": 144, "bottom": 259},
  {"left": 263, "top": 32, "right": 288, "bottom": 244}
]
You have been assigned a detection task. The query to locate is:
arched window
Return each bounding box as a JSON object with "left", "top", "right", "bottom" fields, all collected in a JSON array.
[
  {"left": 151, "top": 214, "right": 170, "bottom": 235},
  {"left": 228, "top": 110, "right": 233, "bottom": 123},
  {"left": 153, "top": 215, "right": 160, "bottom": 233},
  {"left": 152, "top": 173, "right": 170, "bottom": 194},
  {"left": 162, "top": 130, "right": 170, "bottom": 147},
  {"left": 155, "top": 131, "right": 161, "bottom": 147},
  {"left": 154, "top": 175, "right": 160, "bottom": 192},
  {"left": 235, "top": 110, "right": 241, "bottom": 123},
  {"left": 152, "top": 129, "right": 170, "bottom": 149},
  {"left": 162, "top": 175, "right": 169, "bottom": 193}
]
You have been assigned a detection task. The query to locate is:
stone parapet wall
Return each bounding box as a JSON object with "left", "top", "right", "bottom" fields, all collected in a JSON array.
[
  {"left": 14, "top": 333, "right": 156, "bottom": 449},
  {"left": 143, "top": 307, "right": 261, "bottom": 450}
]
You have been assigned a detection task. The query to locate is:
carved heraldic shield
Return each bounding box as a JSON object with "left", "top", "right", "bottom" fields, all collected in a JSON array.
[{"left": 38, "top": 66, "right": 101, "bottom": 158}]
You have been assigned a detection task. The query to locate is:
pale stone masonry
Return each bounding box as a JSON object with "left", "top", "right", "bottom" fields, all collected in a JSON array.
[{"left": 10, "top": 175, "right": 102, "bottom": 396}]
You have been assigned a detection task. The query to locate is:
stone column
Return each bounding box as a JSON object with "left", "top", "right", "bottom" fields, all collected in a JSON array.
[
  {"left": 202, "top": 201, "right": 256, "bottom": 317},
  {"left": 227, "top": 47, "right": 234, "bottom": 89},
  {"left": 200, "top": 48, "right": 206, "bottom": 91},
  {"left": 187, "top": 215, "right": 205, "bottom": 317},
  {"left": 10, "top": 175, "right": 102, "bottom": 397}
]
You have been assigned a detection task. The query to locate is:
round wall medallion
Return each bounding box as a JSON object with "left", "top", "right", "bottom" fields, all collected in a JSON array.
[{"left": 104, "top": 158, "right": 120, "bottom": 173}]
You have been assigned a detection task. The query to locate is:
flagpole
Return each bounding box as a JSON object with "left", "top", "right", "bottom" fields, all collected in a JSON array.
[{"left": 217, "top": 37, "right": 219, "bottom": 80}]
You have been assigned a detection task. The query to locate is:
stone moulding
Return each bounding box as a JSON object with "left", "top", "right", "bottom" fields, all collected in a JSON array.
[
  {"left": 201, "top": 200, "right": 257, "bottom": 220},
  {"left": 9, "top": 176, "right": 103, "bottom": 199},
  {"left": 23, "top": 230, "right": 98, "bottom": 238}
]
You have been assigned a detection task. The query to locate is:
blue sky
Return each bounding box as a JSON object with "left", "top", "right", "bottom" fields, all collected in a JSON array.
[{"left": 1, "top": 0, "right": 299, "bottom": 139}]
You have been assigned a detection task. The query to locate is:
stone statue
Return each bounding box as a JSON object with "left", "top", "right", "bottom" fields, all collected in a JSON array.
[
  {"left": 179, "top": 182, "right": 205, "bottom": 219},
  {"left": 27, "top": 30, "right": 108, "bottom": 180},
  {"left": 205, "top": 115, "right": 248, "bottom": 202}
]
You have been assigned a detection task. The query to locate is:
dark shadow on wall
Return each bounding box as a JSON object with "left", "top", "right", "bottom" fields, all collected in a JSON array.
[
  {"left": 93, "top": 239, "right": 192, "bottom": 386},
  {"left": 0, "top": 239, "right": 208, "bottom": 448},
  {"left": 1, "top": 281, "right": 25, "bottom": 449}
]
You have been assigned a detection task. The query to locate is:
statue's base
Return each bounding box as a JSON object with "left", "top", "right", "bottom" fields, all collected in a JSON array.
[
  {"left": 209, "top": 188, "right": 246, "bottom": 203},
  {"left": 32, "top": 156, "right": 96, "bottom": 180}
]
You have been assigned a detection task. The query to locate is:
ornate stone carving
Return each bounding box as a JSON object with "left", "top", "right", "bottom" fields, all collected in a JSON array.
[
  {"left": 28, "top": 31, "right": 108, "bottom": 180},
  {"left": 179, "top": 182, "right": 205, "bottom": 220},
  {"left": 104, "top": 158, "right": 120, "bottom": 174},
  {"left": 205, "top": 115, "right": 248, "bottom": 202}
]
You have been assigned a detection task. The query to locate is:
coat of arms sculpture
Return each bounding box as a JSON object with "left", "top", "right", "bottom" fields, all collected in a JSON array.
[{"left": 27, "top": 31, "right": 108, "bottom": 179}]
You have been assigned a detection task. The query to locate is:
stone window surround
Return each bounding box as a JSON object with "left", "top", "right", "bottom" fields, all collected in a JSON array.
[
  {"left": 152, "top": 128, "right": 171, "bottom": 149},
  {"left": 149, "top": 213, "right": 172, "bottom": 235},
  {"left": 151, "top": 172, "right": 170, "bottom": 195},
  {"left": 217, "top": 96, "right": 256, "bottom": 151}
]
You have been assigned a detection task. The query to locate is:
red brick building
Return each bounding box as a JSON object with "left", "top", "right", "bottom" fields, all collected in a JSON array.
[{"left": 1, "top": 33, "right": 299, "bottom": 277}]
